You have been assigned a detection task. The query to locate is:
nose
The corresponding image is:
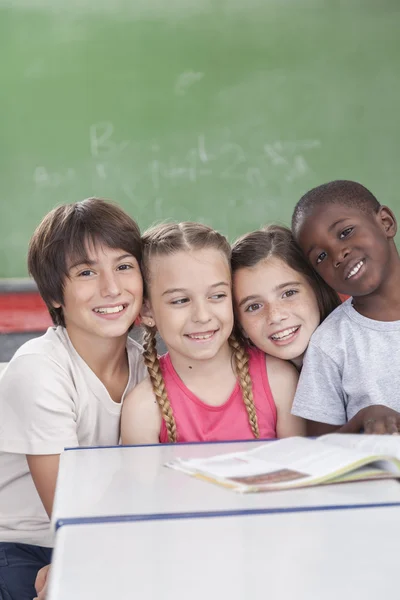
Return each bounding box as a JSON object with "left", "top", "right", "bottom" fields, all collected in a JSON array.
[
  {"left": 333, "top": 245, "right": 350, "bottom": 269},
  {"left": 192, "top": 300, "right": 212, "bottom": 324},
  {"left": 100, "top": 271, "right": 122, "bottom": 298},
  {"left": 267, "top": 303, "right": 289, "bottom": 326}
]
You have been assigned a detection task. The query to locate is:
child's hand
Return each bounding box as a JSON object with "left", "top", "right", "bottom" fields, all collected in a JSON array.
[
  {"left": 339, "top": 405, "right": 400, "bottom": 434},
  {"left": 34, "top": 563, "right": 50, "bottom": 600},
  {"left": 357, "top": 405, "right": 400, "bottom": 435}
]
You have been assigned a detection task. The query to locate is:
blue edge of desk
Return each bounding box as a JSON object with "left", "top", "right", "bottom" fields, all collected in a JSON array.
[
  {"left": 56, "top": 502, "right": 400, "bottom": 531},
  {"left": 55, "top": 439, "right": 400, "bottom": 530}
]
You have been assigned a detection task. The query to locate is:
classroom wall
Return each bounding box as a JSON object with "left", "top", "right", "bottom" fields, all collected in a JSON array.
[{"left": 1, "top": 0, "right": 400, "bottom": 277}]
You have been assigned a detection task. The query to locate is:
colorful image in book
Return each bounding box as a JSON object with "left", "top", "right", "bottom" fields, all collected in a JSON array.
[{"left": 230, "top": 469, "right": 308, "bottom": 486}]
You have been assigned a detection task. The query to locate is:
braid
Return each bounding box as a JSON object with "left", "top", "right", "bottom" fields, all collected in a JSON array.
[
  {"left": 142, "top": 327, "right": 178, "bottom": 443},
  {"left": 229, "top": 334, "right": 260, "bottom": 438}
]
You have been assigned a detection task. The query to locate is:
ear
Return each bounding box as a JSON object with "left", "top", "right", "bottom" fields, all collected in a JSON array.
[
  {"left": 140, "top": 300, "right": 156, "bottom": 328},
  {"left": 377, "top": 206, "right": 397, "bottom": 239},
  {"left": 51, "top": 301, "right": 62, "bottom": 309}
]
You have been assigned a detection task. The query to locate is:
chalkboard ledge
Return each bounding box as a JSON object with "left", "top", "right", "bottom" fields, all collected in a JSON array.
[{"left": 0, "top": 279, "right": 38, "bottom": 293}]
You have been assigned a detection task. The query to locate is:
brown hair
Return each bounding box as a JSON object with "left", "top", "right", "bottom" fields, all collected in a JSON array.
[
  {"left": 231, "top": 224, "right": 341, "bottom": 326},
  {"left": 141, "top": 221, "right": 260, "bottom": 442},
  {"left": 28, "top": 197, "right": 142, "bottom": 327}
]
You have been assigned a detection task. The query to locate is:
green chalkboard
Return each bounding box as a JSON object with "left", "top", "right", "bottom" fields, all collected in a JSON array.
[{"left": 1, "top": 0, "right": 400, "bottom": 276}]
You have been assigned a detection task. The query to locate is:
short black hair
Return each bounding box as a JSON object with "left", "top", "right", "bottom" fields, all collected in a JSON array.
[{"left": 292, "top": 180, "right": 381, "bottom": 238}]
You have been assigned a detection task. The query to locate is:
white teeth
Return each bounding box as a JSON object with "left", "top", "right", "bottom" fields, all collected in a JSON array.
[
  {"left": 346, "top": 261, "right": 364, "bottom": 279},
  {"left": 271, "top": 326, "right": 298, "bottom": 341},
  {"left": 94, "top": 305, "right": 124, "bottom": 314},
  {"left": 188, "top": 332, "right": 214, "bottom": 340}
]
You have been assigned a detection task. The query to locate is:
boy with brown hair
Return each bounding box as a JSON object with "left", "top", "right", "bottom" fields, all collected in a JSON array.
[{"left": 0, "top": 198, "right": 146, "bottom": 599}]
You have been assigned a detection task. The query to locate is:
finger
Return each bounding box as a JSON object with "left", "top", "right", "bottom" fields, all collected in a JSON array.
[
  {"left": 35, "top": 565, "right": 50, "bottom": 594},
  {"left": 38, "top": 579, "right": 49, "bottom": 600},
  {"left": 364, "top": 418, "right": 386, "bottom": 434},
  {"left": 35, "top": 576, "right": 45, "bottom": 592},
  {"left": 385, "top": 416, "right": 399, "bottom": 435},
  {"left": 364, "top": 418, "right": 375, "bottom": 434},
  {"left": 371, "top": 420, "right": 387, "bottom": 435}
]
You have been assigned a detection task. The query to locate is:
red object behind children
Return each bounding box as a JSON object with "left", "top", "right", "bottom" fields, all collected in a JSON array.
[{"left": 0, "top": 293, "right": 52, "bottom": 333}]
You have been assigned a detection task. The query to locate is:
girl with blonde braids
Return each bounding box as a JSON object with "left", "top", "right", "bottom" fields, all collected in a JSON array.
[{"left": 121, "top": 222, "right": 304, "bottom": 444}]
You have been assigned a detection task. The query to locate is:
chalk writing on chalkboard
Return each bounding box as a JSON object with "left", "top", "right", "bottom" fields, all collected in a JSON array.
[{"left": 33, "top": 121, "right": 320, "bottom": 195}]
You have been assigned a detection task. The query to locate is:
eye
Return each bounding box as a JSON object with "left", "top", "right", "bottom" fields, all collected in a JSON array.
[
  {"left": 117, "top": 263, "right": 133, "bottom": 271},
  {"left": 171, "top": 297, "right": 189, "bottom": 305},
  {"left": 210, "top": 293, "right": 227, "bottom": 300},
  {"left": 316, "top": 251, "right": 327, "bottom": 265},
  {"left": 245, "top": 303, "right": 262, "bottom": 313},
  {"left": 78, "top": 269, "right": 95, "bottom": 277},
  {"left": 282, "top": 289, "right": 298, "bottom": 299},
  {"left": 340, "top": 227, "right": 354, "bottom": 239}
]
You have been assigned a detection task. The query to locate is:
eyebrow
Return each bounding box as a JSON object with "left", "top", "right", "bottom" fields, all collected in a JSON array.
[
  {"left": 238, "top": 281, "right": 304, "bottom": 308},
  {"left": 162, "top": 281, "right": 230, "bottom": 296},
  {"left": 328, "top": 218, "right": 348, "bottom": 232},
  {"left": 69, "top": 253, "right": 135, "bottom": 271}
]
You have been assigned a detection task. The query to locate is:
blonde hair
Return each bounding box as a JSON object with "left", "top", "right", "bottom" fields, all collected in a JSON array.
[{"left": 141, "top": 221, "right": 260, "bottom": 442}]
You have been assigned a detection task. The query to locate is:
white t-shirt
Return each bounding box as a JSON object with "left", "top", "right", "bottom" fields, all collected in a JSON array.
[
  {"left": 291, "top": 299, "right": 400, "bottom": 424},
  {"left": 0, "top": 326, "right": 146, "bottom": 547}
]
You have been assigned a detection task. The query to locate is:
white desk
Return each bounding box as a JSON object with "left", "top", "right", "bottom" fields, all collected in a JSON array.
[
  {"left": 47, "top": 506, "right": 400, "bottom": 600},
  {"left": 52, "top": 442, "right": 400, "bottom": 528}
]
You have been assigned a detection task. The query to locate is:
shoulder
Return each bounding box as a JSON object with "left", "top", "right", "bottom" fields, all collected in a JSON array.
[
  {"left": 13, "top": 327, "right": 69, "bottom": 360},
  {"left": 3, "top": 327, "right": 73, "bottom": 381},
  {"left": 308, "top": 300, "right": 353, "bottom": 349},
  {"left": 265, "top": 354, "right": 299, "bottom": 393},
  {"left": 264, "top": 354, "right": 304, "bottom": 437},
  {"left": 125, "top": 375, "right": 154, "bottom": 404},
  {"left": 0, "top": 330, "right": 81, "bottom": 454},
  {"left": 123, "top": 376, "right": 159, "bottom": 422},
  {"left": 246, "top": 347, "right": 298, "bottom": 392}
]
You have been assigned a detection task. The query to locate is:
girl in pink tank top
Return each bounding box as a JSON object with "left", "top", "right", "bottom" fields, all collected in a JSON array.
[{"left": 121, "top": 222, "right": 305, "bottom": 445}]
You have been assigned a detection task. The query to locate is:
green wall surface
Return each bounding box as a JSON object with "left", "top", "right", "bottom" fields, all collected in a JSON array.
[{"left": 1, "top": 0, "right": 400, "bottom": 276}]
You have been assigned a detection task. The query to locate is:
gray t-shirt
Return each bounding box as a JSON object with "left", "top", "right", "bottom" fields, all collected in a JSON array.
[{"left": 291, "top": 299, "right": 400, "bottom": 425}]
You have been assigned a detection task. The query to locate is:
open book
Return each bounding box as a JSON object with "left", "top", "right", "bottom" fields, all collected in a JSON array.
[{"left": 165, "top": 435, "right": 400, "bottom": 493}]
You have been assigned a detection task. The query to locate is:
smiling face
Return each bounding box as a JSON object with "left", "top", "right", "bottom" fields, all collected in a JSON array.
[
  {"left": 233, "top": 257, "right": 320, "bottom": 366},
  {"left": 55, "top": 241, "right": 143, "bottom": 345},
  {"left": 296, "top": 204, "right": 397, "bottom": 297},
  {"left": 143, "top": 248, "right": 234, "bottom": 368}
]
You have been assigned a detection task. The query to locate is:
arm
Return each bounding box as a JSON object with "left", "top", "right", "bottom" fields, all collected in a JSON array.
[
  {"left": 26, "top": 454, "right": 60, "bottom": 518},
  {"left": 266, "top": 355, "right": 306, "bottom": 437},
  {"left": 121, "top": 377, "right": 162, "bottom": 445},
  {"left": 0, "top": 355, "right": 79, "bottom": 514},
  {"left": 306, "top": 421, "right": 340, "bottom": 436}
]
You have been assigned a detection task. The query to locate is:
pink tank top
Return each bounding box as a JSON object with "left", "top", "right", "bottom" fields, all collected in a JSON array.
[{"left": 159, "top": 348, "right": 277, "bottom": 443}]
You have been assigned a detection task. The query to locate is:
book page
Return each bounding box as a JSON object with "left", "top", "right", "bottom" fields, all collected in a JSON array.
[
  {"left": 167, "top": 437, "right": 397, "bottom": 490},
  {"left": 319, "top": 434, "right": 400, "bottom": 460}
]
